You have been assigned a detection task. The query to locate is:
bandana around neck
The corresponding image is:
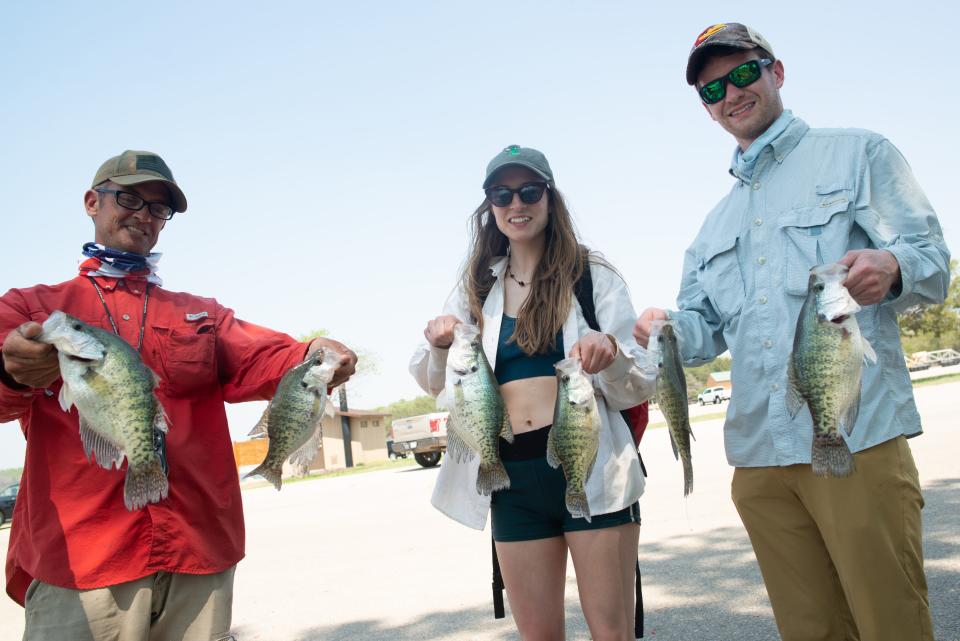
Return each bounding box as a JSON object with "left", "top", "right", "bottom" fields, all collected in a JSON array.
[{"left": 79, "top": 242, "right": 163, "bottom": 285}]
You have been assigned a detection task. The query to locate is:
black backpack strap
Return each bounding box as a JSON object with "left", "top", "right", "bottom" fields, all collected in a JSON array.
[{"left": 492, "top": 537, "right": 505, "bottom": 619}]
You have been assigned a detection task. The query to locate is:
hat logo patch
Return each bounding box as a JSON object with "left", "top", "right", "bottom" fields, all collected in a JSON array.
[
  {"left": 504, "top": 145, "right": 521, "bottom": 156},
  {"left": 694, "top": 23, "right": 728, "bottom": 47},
  {"left": 136, "top": 155, "right": 173, "bottom": 180}
]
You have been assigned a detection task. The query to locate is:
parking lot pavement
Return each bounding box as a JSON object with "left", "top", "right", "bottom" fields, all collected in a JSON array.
[{"left": 0, "top": 382, "right": 958, "bottom": 640}]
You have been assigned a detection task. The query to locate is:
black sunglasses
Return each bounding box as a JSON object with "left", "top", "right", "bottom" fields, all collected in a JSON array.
[
  {"left": 485, "top": 182, "right": 548, "bottom": 207},
  {"left": 699, "top": 59, "right": 773, "bottom": 105},
  {"left": 95, "top": 188, "right": 175, "bottom": 221}
]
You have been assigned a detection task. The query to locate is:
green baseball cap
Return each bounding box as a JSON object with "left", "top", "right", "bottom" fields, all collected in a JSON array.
[
  {"left": 483, "top": 145, "right": 554, "bottom": 189},
  {"left": 91, "top": 150, "right": 188, "bottom": 213},
  {"left": 686, "top": 23, "right": 775, "bottom": 85}
]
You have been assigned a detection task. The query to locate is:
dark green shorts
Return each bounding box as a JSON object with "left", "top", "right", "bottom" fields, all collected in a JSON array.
[{"left": 491, "top": 456, "right": 641, "bottom": 542}]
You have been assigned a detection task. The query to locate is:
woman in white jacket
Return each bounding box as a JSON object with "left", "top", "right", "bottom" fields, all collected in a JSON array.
[{"left": 410, "top": 145, "right": 655, "bottom": 641}]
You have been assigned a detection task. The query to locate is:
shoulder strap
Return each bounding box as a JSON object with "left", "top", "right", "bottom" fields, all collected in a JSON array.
[{"left": 573, "top": 262, "right": 600, "bottom": 332}]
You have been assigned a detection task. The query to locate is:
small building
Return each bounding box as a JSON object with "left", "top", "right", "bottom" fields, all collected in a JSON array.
[
  {"left": 706, "top": 370, "right": 732, "bottom": 391},
  {"left": 235, "top": 407, "right": 391, "bottom": 476}
]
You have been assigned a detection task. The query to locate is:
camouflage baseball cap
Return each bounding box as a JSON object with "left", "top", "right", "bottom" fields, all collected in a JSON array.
[
  {"left": 91, "top": 150, "right": 188, "bottom": 213},
  {"left": 686, "top": 23, "right": 775, "bottom": 85},
  {"left": 483, "top": 145, "right": 554, "bottom": 189}
]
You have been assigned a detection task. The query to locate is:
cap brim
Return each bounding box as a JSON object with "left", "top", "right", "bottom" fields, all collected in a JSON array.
[
  {"left": 686, "top": 40, "right": 758, "bottom": 85},
  {"left": 110, "top": 175, "right": 188, "bottom": 213},
  {"left": 483, "top": 162, "right": 552, "bottom": 189}
]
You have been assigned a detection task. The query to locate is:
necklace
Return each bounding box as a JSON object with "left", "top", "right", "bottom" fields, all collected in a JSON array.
[
  {"left": 88, "top": 277, "right": 151, "bottom": 352},
  {"left": 507, "top": 259, "right": 530, "bottom": 287}
]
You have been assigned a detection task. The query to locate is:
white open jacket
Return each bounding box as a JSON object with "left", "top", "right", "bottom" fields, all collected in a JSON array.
[{"left": 409, "top": 257, "right": 657, "bottom": 530}]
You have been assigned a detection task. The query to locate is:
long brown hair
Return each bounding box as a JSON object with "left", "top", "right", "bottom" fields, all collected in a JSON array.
[{"left": 463, "top": 186, "right": 587, "bottom": 355}]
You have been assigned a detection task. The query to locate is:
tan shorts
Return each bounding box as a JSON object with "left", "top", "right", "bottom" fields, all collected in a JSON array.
[
  {"left": 23, "top": 566, "right": 236, "bottom": 641},
  {"left": 732, "top": 436, "right": 932, "bottom": 641}
]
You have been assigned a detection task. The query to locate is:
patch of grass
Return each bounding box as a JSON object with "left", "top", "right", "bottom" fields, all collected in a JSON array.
[
  {"left": 242, "top": 457, "right": 419, "bottom": 490},
  {"left": 912, "top": 372, "right": 960, "bottom": 387},
  {"left": 647, "top": 411, "right": 727, "bottom": 429}
]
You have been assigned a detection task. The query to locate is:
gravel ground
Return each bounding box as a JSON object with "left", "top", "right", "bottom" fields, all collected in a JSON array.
[{"left": 0, "top": 381, "right": 957, "bottom": 641}]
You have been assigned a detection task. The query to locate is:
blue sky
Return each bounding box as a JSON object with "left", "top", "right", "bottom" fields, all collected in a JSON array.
[{"left": 1, "top": 1, "right": 957, "bottom": 468}]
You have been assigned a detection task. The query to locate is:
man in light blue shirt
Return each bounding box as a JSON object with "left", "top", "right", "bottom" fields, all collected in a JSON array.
[{"left": 635, "top": 23, "right": 948, "bottom": 641}]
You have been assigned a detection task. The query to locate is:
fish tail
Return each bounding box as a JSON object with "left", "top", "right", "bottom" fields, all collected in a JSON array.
[
  {"left": 565, "top": 487, "right": 591, "bottom": 523},
  {"left": 244, "top": 463, "right": 283, "bottom": 491},
  {"left": 682, "top": 456, "right": 694, "bottom": 497},
  {"left": 476, "top": 460, "right": 511, "bottom": 496},
  {"left": 811, "top": 433, "right": 854, "bottom": 478},
  {"left": 123, "top": 457, "right": 169, "bottom": 511}
]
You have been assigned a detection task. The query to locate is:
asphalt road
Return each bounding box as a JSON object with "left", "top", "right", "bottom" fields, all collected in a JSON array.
[{"left": 0, "top": 381, "right": 957, "bottom": 641}]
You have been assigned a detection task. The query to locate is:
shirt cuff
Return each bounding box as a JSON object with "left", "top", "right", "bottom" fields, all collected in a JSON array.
[{"left": 600, "top": 343, "right": 632, "bottom": 382}]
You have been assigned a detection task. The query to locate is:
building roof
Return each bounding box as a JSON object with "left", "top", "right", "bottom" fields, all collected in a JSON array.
[
  {"left": 708, "top": 371, "right": 731, "bottom": 382},
  {"left": 246, "top": 407, "right": 389, "bottom": 436}
]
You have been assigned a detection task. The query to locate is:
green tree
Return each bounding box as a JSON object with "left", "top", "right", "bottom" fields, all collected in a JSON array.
[
  {"left": 375, "top": 396, "right": 438, "bottom": 424},
  {"left": 898, "top": 260, "right": 959, "bottom": 352}
]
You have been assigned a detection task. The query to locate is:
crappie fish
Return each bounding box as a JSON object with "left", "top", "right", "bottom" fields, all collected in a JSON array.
[
  {"left": 444, "top": 323, "right": 512, "bottom": 495},
  {"left": 38, "top": 311, "right": 168, "bottom": 510},
  {"left": 652, "top": 321, "right": 694, "bottom": 497},
  {"left": 244, "top": 348, "right": 339, "bottom": 490},
  {"left": 787, "top": 264, "right": 877, "bottom": 477},
  {"left": 548, "top": 357, "right": 601, "bottom": 521}
]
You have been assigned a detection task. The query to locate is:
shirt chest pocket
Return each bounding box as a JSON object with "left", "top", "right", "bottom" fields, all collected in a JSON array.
[
  {"left": 778, "top": 189, "right": 853, "bottom": 296},
  {"left": 150, "top": 320, "right": 218, "bottom": 396},
  {"left": 696, "top": 234, "right": 744, "bottom": 322}
]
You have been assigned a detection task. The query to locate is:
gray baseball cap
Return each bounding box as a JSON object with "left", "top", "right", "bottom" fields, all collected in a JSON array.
[
  {"left": 686, "top": 23, "right": 775, "bottom": 85},
  {"left": 483, "top": 145, "right": 554, "bottom": 189}
]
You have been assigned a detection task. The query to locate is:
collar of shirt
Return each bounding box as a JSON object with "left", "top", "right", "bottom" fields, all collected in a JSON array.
[
  {"left": 730, "top": 110, "right": 804, "bottom": 183},
  {"left": 78, "top": 253, "right": 163, "bottom": 287}
]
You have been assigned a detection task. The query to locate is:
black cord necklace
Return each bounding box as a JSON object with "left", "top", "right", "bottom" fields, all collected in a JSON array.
[{"left": 88, "top": 277, "right": 151, "bottom": 352}]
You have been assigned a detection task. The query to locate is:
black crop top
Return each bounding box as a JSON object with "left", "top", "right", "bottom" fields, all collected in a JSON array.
[{"left": 494, "top": 314, "right": 564, "bottom": 385}]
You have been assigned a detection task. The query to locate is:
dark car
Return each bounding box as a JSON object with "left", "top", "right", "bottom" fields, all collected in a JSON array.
[{"left": 0, "top": 483, "right": 19, "bottom": 526}]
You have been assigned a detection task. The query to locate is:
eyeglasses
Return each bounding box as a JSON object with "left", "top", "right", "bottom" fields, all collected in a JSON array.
[
  {"left": 698, "top": 59, "right": 773, "bottom": 105},
  {"left": 485, "top": 182, "right": 548, "bottom": 207},
  {"left": 95, "top": 188, "right": 175, "bottom": 221}
]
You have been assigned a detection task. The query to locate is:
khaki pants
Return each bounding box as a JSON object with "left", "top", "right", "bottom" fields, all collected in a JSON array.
[
  {"left": 23, "top": 566, "right": 236, "bottom": 641},
  {"left": 732, "top": 436, "right": 932, "bottom": 641}
]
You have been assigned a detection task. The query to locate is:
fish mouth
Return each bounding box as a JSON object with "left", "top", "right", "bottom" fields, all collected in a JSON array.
[
  {"left": 67, "top": 355, "right": 98, "bottom": 363},
  {"left": 831, "top": 315, "right": 849, "bottom": 324}
]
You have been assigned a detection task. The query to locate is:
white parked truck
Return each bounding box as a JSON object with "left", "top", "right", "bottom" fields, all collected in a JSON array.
[
  {"left": 390, "top": 412, "right": 448, "bottom": 467},
  {"left": 698, "top": 386, "right": 731, "bottom": 406}
]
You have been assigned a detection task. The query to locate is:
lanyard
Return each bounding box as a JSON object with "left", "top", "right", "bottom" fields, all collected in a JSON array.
[{"left": 88, "top": 277, "right": 150, "bottom": 352}]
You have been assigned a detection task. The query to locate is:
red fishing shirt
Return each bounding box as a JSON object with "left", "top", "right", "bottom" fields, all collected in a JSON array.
[{"left": 0, "top": 273, "right": 308, "bottom": 605}]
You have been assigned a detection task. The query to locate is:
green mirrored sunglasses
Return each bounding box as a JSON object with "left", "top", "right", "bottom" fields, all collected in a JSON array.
[{"left": 699, "top": 59, "right": 773, "bottom": 105}]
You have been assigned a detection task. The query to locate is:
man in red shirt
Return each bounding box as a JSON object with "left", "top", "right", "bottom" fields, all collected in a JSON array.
[{"left": 0, "top": 150, "right": 357, "bottom": 640}]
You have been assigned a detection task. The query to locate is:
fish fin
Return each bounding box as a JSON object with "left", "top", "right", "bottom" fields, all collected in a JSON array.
[
  {"left": 811, "top": 434, "right": 854, "bottom": 478},
  {"left": 840, "top": 389, "right": 861, "bottom": 436},
  {"left": 289, "top": 424, "right": 322, "bottom": 471},
  {"left": 78, "top": 418, "right": 124, "bottom": 470},
  {"left": 123, "top": 457, "right": 168, "bottom": 510},
  {"left": 244, "top": 463, "right": 283, "bottom": 491},
  {"left": 785, "top": 360, "right": 806, "bottom": 419},
  {"left": 500, "top": 412, "right": 514, "bottom": 444},
  {"left": 58, "top": 382, "right": 74, "bottom": 412},
  {"left": 682, "top": 456, "right": 694, "bottom": 497},
  {"left": 322, "top": 394, "right": 335, "bottom": 417},
  {"left": 861, "top": 337, "right": 878, "bottom": 365},
  {"left": 688, "top": 423, "right": 696, "bottom": 442},
  {"left": 545, "top": 426, "right": 561, "bottom": 469},
  {"left": 249, "top": 402, "right": 271, "bottom": 438},
  {"left": 667, "top": 430, "right": 679, "bottom": 461},
  {"left": 445, "top": 425, "right": 474, "bottom": 463},
  {"left": 476, "top": 460, "right": 510, "bottom": 496},
  {"left": 154, "top": 403, "right": 169, "bottom": 434},
  {"left": 565, "top": 488, "right": 591, "bottom": 523}
]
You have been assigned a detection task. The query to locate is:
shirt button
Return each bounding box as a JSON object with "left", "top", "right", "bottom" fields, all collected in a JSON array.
[
  {"left": 752, "top": 182, "right": 761, "bottom": 190},
  {"left": 122, "top": 314, "right": 131, "bottom": 321},
  {"left": 754, "top": 218, "right": 763, "bottom": 226},
  {"left": 757, "top": 256, "right": 767, "bottom": 265},
  {"left": 132, "top": 289, "right": 141, "bottom": 294},
  {"left": 771, "top": 383, "right": 780, "bottom": 392},
  {"left": 763, "top": 340, "right": 773, "bottom": 349},
  {"left": 759, "top": 296, "right": 768, "bottom": 304}
]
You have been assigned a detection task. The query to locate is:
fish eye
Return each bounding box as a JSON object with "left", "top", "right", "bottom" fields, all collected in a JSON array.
[
  {"left": 815, "top": 283, "right": 825, "bottom": 292},
  {"left": 562, "top": 375, "right": 570, "bottom": 382},
  {"left": 301, "top": 381, "right": 308, "bottom": 388},
  {"left": 72, "top": 323, "right": 82, "bottom": 330},
  {"left": 470, "top": 365, "right": 478, "bottom": 373}
]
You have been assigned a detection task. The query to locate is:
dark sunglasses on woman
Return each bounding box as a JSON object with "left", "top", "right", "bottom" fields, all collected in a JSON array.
[
  {"left": 699, "top": 58, "right": 773, "bottom": 105},
  {"left": 485, "top": 182, "right": 548, "bottom": 207}
]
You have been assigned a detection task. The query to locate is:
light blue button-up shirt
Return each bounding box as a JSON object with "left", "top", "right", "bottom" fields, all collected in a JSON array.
[{"left": 671, "top": 111, "right": 951, "bottom": 467}]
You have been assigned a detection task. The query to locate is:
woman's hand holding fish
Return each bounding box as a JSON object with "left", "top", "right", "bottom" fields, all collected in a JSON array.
[
  {"left": 1, "top": 322, "right": 60, "bottom": 389},
  {"left": 633, "top": 307, "right": 669, "bottom": 348},
  {"left": 307, "top": 337, "right": 357, "bottom": 388},
  {"left": 569, "top": 332, "right": 616, "bottom": 374},
  {"left": 424, "top": 315, "right": 461, "bottom": 349},
  {"left": 837, "top": 249, "right": 901, "bottom": 306}
]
